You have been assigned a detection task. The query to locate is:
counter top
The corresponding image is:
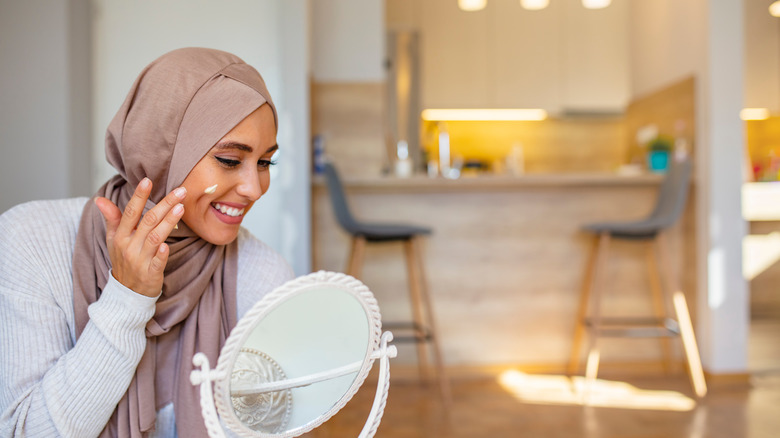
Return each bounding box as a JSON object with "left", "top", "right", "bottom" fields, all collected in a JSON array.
[
  {"left": 743, "top": 182, "right": 780, "bottom": 221},
  {"left": 312, "top": 172, "right": 664, "bottom": 193}
]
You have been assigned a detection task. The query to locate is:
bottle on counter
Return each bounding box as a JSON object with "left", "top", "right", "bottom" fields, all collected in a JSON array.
[
  {"left": 312, "top": 135, "right": 326, "bottom": 175},
  {"left": 506, "top": 142, "right": 525, "bottom": 176},
  {"left": 674, "top": 120, "right": 689, "bottom": 161},
  {"left": 394, "top": 140, "right": 413, "bottom": 178}
]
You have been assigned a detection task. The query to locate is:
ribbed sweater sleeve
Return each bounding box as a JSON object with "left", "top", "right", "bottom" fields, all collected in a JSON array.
[
  {"left": 0, "top": 199, "right": 157, "bottom": 437},
  {"left": 0, "top": 199, "right": 295, "bottom": 438}
]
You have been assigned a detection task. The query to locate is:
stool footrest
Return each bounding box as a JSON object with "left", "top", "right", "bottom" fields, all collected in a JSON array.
[
  {"left": 383, "top": 321, "right": 433, "bottom": 343},
  {"left": 584, "top": 317, "right": 680, "bottom": 338}
]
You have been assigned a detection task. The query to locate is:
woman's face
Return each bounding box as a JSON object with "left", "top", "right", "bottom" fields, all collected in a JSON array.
[{"left": 180, "top": 104, "right": 277, "bottom": 245}]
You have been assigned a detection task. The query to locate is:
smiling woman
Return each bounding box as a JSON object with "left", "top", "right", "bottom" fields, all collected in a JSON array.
[
  {"left": 181, "top": 105, "right": 279, "bottom": 246},
  {"left": 0, "top": 48, "right": 294, "bottom": 438}
]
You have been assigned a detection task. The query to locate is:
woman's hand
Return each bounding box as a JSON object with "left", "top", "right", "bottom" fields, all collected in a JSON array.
[{"left": 94, "top": 178, "right": 187, "bottom": 297}]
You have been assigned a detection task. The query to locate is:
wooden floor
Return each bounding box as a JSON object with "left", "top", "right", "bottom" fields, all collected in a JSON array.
[{"left": 303, "top": 317, "right": 780, "bottom": 438}]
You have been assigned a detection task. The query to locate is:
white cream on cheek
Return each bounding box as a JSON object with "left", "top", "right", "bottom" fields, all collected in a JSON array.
[{"left": 204, "top": 184, "right": 218, "bottom": 194}]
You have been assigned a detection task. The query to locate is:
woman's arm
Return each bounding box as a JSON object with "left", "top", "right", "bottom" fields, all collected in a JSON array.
[{"left": 0, "top": 200, "right": 157, "bottom": 437}]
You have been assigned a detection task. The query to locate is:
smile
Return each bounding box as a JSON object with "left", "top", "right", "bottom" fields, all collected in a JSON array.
[{"left": 212, "top": 202, "right": 246, "bottom": 217}]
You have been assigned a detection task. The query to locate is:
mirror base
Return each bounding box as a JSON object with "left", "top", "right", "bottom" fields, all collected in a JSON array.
[{"left": 191, "top": 332, "right": 397, "bottom": 438}]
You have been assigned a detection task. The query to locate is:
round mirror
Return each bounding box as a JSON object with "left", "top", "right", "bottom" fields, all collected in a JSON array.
[{"left": 211, "top": 271, "right": 382, "bottom": 437}]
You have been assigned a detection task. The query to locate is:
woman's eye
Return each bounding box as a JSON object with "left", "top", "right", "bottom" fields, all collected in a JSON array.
[
  {"left": 258, "top": 159, "right": 278, "bottom": 170},
  {"left": 215, "top": 156, "right": 241, "bottom": 168}
]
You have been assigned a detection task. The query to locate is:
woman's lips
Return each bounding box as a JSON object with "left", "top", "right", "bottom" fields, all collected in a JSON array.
[{"left": 210, "top": 202, "right": 246, "bottom": 225}]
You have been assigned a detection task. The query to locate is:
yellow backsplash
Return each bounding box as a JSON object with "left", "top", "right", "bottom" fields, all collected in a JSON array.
[
  {"left": 746, "top": 116, "right": 780, "bottom": 181},
  {"left": 420, "top": 117, "right": 628, "bottom": 173}
]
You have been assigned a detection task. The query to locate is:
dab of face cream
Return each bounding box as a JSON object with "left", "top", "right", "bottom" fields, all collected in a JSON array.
[{"left": 204, "top": 184, "right": 218, "bottom": 194}]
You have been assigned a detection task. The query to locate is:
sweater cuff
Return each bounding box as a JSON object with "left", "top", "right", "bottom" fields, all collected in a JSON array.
[
  {"left": 106, "top": 269, "right": 162, "bottom": 307},
  {"left": 86, "top": 270, "right": 158, "bottom": 341}
]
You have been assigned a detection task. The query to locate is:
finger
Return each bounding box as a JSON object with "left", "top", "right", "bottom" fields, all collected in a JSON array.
[
  {"left": 116, "top": 178, "right": 153, "bottom": 238},
  {"left": 94, "top": 197, "right": 122, "bottom": 242},
  {"left": 135, "top": 186, "right": 187, "bottom": 237},
  {"left": 148, "top": 242, "right": 169, "bottom": 277},
  {"left": 141, "top": 203, "right": 184, "bottom": 258}
]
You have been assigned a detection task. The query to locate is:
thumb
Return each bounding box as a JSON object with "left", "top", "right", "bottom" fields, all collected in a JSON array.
[{"left": 94, "top": 197, "right": 121, "bottom": 240}]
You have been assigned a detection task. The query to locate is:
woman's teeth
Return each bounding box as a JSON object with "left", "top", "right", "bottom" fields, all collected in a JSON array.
[{"left": 212, "top": 203, "right": 245, "bottom": 217}]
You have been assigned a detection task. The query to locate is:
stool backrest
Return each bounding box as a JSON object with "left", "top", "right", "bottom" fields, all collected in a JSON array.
[
  {"left": 323, "top": 162, "right": 360, "bottom": 233},
  {"left": 646, "top": 156, "right": 693, "bottom": 230}
]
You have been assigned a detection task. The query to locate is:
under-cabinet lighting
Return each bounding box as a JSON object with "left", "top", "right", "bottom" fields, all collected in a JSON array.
[
  {"left": 740, "top": 108, "right": 770, "bottom": 120},
  {"left": 421, "top": 108, "right": 548, "bottom": 121},
  {"left": 458, "top": 0, "right": 487, "bottom": 11}
]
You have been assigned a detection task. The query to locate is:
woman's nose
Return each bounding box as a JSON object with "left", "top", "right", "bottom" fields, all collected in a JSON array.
[{"left": 236, "top": 169, "right": 264, "bottom": 201}]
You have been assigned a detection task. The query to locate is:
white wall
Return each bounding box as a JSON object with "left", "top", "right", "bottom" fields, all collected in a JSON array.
[
  {"left": 91, "top": 0, "right": 311, "bottom": 274},
  {"left": 0, "top": 0, "right": 92, "bottom": 214},
  {"left": 630, "top": 0, "right": 748, "bottom": 374},
  {"left": 700, "top": 0, "right": 748, "bottom": 374},
  {"left": 310, "top": 0, "right": 385, "bottom": 82}
]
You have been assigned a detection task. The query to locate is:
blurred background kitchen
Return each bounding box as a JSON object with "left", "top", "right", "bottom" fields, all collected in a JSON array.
[{"left": 1, "top": 0, "right": 779, "bottom": 437}]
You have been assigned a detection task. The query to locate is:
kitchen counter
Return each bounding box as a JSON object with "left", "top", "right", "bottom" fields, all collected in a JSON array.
[
  {"left": 311, "top": 170, "right": 696, "bottom": 374},
  {"left": 312, "top": 172, "right": 664, "bottom": 193}
]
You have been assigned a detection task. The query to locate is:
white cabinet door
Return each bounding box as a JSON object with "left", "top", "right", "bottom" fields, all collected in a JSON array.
[
  {"left": 491, "top": 0, "right": 562, "bottom": 111},
  {"left": 560, "top": 0, "right": 630, "bottom": 113},
  {"left": 420, "top": 0, "right": 489, "bottom": 108}
]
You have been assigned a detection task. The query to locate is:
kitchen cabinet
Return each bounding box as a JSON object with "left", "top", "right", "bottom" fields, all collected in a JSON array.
[
  {"left": 391, "top": 0, "right": 630, "bottom": 114},
  {"left": 418, "top": 0, "right": 490, "bottom": 108}
]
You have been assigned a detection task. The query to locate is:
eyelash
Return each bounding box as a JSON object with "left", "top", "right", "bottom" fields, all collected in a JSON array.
[{"left": 215, "top": 156, "right": 278, "bottom": 169}]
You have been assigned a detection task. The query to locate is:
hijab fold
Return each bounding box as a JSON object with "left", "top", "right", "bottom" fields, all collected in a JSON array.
[{"left": 72, "top": 48, "right": 276, "bottom": 438}]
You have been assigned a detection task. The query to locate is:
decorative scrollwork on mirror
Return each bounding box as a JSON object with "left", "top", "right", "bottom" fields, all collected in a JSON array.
[{"left": 230, "top": 348, "right": 292, "bottom": 433}]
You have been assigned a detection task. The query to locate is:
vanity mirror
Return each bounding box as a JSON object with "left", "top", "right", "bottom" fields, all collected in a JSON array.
[{"left": 190, "top": 271, "right": 397, "bottom": 438}]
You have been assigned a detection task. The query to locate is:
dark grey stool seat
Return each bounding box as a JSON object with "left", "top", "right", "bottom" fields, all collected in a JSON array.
[
  {"left": 323, "top": 162, "right": 450, "bottom": 403},
  {"left": 346, "top": 222, "right": 431, "bottom": 242},
  {"left": 323, "top": 163, "right": 432, "bottom": 242},
  {"left": 569, "top": 157, "right": 707, "bottom": 398}
]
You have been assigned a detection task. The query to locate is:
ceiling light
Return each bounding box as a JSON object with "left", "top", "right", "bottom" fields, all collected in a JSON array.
[
  {"left": 520, "top": 0, "right": 550, "bottom": 10},
  {"left": 770, "top": 1, "right": 780, "bottom": 17},
  {"left": 421, "top": 108, "right": 548, "bottom": 121},
  {"left": 582, "top": 0, "right": 611, "bottom": 9},
  {"left": 458, "top": 0, "right": 487, "bottom": 11}
]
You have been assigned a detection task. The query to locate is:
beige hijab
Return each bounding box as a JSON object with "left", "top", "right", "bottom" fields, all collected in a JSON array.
[{"left": 72, "top": 47, "right": 277, "bottom": 438}]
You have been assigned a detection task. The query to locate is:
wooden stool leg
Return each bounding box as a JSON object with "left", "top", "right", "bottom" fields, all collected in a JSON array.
[
  {"left": 346, "top": 236, "right": 366, "bottom": 279},
  {"left": 657, "top": 233, "right": 708, "bottom": 397},
  {"left": 646, "top": 238, "right": 674, "bottom": 374},
  {"left": 569, "top": 234, "right": 600, "bottom": 376},
  {"left": 583, "top": 233, "right": 611, "bottom": 400},
  {"left": 407, "top": 237, "right": 452, "bottom": 404},
  {"left": 404, "top": 239, "right": 430, "bottom": 382}
]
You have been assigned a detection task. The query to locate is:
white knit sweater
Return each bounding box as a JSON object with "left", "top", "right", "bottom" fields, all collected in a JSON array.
[{"left": 0, "top": 198, "right": 294, "bottom": 437}]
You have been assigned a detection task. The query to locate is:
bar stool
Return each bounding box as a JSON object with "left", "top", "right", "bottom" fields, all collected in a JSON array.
[
  {"left": 322, "top": 162, "right": 451, "bottom": 401},
  {"left": 568, "top": 157, "right": 707, "bottom": 398}
]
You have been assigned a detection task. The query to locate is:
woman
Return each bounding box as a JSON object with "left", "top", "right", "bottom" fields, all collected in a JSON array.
[{"left": 0, "top": 48, "right": 293, "bottom": 437}]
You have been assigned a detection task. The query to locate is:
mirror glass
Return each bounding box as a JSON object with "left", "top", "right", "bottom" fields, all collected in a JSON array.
[{"left": 213, "top": 274, "right": 379, "bottom": 437}]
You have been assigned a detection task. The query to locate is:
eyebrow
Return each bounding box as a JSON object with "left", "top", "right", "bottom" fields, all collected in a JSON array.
[{"left": 214, "top": 142, "right": 279, "bottom": 155}]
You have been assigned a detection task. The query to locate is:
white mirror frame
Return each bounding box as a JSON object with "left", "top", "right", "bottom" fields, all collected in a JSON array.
[{"left": 190, "top": 271, "right": 397, "bottom": 438}]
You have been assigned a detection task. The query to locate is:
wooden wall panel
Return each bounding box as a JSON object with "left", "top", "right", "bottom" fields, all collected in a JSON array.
[
  {"left": 624, "top": 76, "right": 696, "bottom": 165},
  {"left": 311, "top": 81, "right": 390, "bottom": 177}
]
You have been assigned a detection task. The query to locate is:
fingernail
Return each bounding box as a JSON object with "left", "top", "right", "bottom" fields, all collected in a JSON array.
[
  {"left": 174, "top": 187, "right": 187, "bottom": 198},
  {"left": 140, "top": 178, "right": 151, "bottom": 189},
  {"left": 173, "top": 203, "right": 184, "bottom": 215}
]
